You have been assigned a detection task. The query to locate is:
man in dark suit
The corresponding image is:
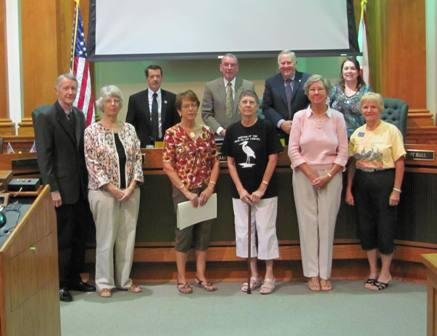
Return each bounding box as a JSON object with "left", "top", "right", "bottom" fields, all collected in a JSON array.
[
  {"left": 262, "top": 50, "right": 311, "bottom": 139},
  {"left": 201, "top": 54, "right": 255, "bottom": 136},
  {"left": 33, "top": 73, "right": 95, "bottom": 302},
  {"left": 126, "top": 65, "right": 179, "bottom": 147}
]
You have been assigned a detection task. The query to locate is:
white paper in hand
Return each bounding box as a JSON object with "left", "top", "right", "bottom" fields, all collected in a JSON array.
[{"left": 177, "top": 193, "right": 217, "bottom": 230}]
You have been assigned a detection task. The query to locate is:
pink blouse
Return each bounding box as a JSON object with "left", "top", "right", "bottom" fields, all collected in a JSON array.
[{"left": 288, "top": 107, "right": 348, "bottom": 169}]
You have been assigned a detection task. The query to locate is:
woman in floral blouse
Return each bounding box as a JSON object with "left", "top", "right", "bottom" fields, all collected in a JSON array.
[
  {"left": 163, "top": 90, "right": 220, "bottom": 294},
  {"left": 329, "top": 57, "right": 370, "bottom": 138},
  {"left": 84, "top": 85, "right": 143, "bottom": 298}
]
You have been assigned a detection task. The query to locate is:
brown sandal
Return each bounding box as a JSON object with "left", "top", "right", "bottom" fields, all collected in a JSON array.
[
  {"left": 320, "top": 279, "right": 333, "bottom": 291},
  {"left": 193, "top": 277, "right": 217, "bottom": 292},
  {"left": 177, "top": 282, "right": 193, "bottom": 294},
  {"left": 307, "top": 277, "right": 321, "bottom": 292}
]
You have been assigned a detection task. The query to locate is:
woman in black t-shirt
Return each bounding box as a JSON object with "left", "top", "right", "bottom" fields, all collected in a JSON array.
[{"left": 222, "top": 90, "right": 283, "bottom": 295}]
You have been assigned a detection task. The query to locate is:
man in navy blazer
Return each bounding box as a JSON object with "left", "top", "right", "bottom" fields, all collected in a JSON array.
[
  {"left": 262, "top": 50, "right": 311, "bottom": 139},
  {"left": 33, "top": 73, "right": 95, "bottom": 302},
  {"left": 126, "top": 65, "right": 179, "bottom": 147}
]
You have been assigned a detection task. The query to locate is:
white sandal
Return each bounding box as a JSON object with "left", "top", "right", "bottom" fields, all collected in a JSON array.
[
  {"left": 241, "top": 277, "right": 262, "bottom": 293},
  {"left": 260, "top": 278, "right": 276, "bottom": 295}
]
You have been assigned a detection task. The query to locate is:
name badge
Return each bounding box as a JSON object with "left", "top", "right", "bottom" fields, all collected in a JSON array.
[{"left": 357, "top": 132, "right": 365, "bottom": 137}]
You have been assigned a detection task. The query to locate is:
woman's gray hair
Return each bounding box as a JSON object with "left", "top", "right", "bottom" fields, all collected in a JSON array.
[
  {"left": 238, "top": 90, "right": 259, "bottom": 104},
  {"left": 96, "top": 85, "right": 124, "bottom": 112},
  {"left": 360, "top": 92, "right": 384, "bottom": 111},
  {"left": 303, "top": 74, "right": 331, "bottom": 95}
]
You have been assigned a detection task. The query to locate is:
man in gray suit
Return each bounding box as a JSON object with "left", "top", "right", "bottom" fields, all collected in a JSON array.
[
  {"left": 33, "top": 73, "right": 95, "bottom": 302},
  {"left": 202, "top": 54, "right": 255, "bottom": 136}
]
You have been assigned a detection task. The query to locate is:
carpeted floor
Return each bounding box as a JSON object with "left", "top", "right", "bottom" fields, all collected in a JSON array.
[{"left": 61, "top": 280, "right": 426, "bottom": 336}]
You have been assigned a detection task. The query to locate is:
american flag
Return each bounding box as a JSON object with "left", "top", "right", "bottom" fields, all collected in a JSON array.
[{"left": 71, "top": 4, "right": 95, "bottom": 126}]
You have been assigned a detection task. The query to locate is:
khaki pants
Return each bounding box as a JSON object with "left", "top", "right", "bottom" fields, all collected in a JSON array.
[
  {"left": 88, "top": 188, "right": 140, "bottom": 291},
  {"left": 293, "top": 168, "right": 342, "bottom": 280}
]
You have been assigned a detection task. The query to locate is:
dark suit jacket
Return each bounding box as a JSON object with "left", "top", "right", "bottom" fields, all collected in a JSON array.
[
  {"left": 126, "top": 89, "right": 179, "bottom": 147},
  {"left": 32, "top": 102, "right": 88, "bottom": 204},
  {"left": 262, "top": 71, "right": 311, "bottom": 133}
]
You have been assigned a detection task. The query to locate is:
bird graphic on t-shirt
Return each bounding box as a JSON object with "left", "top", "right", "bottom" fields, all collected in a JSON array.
[{"left": 239, "top": 141, "right": 256, "bottom": 168}]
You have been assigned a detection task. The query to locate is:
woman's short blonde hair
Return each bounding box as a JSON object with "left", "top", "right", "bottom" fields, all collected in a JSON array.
[
  {"left": 303, "top": 74, "right": 331, "bottom": 96},
  {"left": 96, "top": 85, "right": 124, "bottom": 112},
  {"left": 359, "top": 92, "right": 384, "bottom": 112}
]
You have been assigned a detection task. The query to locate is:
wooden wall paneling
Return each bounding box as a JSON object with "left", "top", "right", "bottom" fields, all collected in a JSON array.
[
  {"left": 421, "top": 254, "right": 437, "bottom": 336},
  {"left": 367, "top": 0, "right": 437, "bottom": 143},
  {"left": 407, "top": 127, "right": 437, "bottom": 144},
  {"left": 380, "top": 0, "right": 427, "bottom": 109},
  {"left": 19, "top": 0, "right": 60, "bottom": 135},
  {"left": 56, "top": 0, "right": 74, "bottom": 75},
  {"left": 408, "top": 108, "right": 435, "bottom": 128},
  {"left": 0, "top": 0, "right": 15, "bottom": 136},
  {"left": 0, "top": 186, "right": 60, "bottom": 336},
  {"left": 19, "top": 0, "right": 91, "bottom": 135}
]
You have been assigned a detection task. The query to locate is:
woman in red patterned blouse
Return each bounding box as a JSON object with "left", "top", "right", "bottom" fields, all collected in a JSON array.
[{"left": 163, "top": 90, "right": 220, "bottom": 294}]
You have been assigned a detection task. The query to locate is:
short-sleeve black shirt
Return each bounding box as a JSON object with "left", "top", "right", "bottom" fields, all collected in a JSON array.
[{"left": 221, "top": 119, "right": 283, "bottom": 199}]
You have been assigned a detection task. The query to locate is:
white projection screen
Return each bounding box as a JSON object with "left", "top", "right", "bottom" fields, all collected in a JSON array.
[{"left": 88, "top": 0, "right": 359, "bottom": 60}]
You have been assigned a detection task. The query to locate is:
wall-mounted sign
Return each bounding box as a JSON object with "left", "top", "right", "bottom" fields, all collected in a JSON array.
[{"left": 406, "top": 150, "right": 435, "bottom": 161}]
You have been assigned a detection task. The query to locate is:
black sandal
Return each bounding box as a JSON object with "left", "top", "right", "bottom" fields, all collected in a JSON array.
[
  {"left": 372, "top": 280, "right": 390, "bottom": 291},
  {"left": 365, "top": 278, "right": 377, "bottom": 286}
]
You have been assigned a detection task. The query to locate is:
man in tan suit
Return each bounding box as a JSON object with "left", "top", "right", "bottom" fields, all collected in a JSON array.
[{"left": 202, "top": 54, "right": 255, "bottom": 136}]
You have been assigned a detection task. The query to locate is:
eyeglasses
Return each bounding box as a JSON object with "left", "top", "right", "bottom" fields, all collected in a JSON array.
[
  {"left": 309, "top": 88, "right": 326, "bottom": 93},
  {"left": 105, "top": 98, "right": 121, "bottom": 104},
  {"left": 222, "top": 62, "right": 237, "bottom": 68},
  {"left": 181, "top": 103, "right": 198, "bottom": 109}
]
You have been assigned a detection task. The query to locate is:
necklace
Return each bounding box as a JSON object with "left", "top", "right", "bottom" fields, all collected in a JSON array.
[
  {"left": 180, "top": 123, "right": 199, "bottom": 139},
  {"left": 100, "top": 120, "right": 119, "bottom": 131}
]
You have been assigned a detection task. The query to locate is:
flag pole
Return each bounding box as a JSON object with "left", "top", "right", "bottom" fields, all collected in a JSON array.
[
  {"left": 360, "top": 0, "right": 367, "bottom": 21},
  {"left": 358, "top": 0, "right": 369, "bottom": 85},
  {"left": 71, "top": 0, "right": 80, "bottom": 70}
]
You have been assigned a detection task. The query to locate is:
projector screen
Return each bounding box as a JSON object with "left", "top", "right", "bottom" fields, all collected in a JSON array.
[{"left": 88, "top": 0, "right": 359, "bottom": 60}]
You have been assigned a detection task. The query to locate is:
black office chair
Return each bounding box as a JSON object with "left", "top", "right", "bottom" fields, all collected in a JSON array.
[{"left": 381, "top": 98, "right": 408, "bottom": 139}]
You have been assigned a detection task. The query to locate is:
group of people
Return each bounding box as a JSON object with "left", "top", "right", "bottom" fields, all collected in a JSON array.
[{"left": 33, "top": 49, "right": 405, "bottom": 301}]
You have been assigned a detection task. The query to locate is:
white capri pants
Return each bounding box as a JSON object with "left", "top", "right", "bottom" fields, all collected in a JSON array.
[
  {"left": 292, "top": 167, "right": 342, "bottom": 280},
  {"left": 88, "top": 188, "right": 140, "bottom": 292},
  {"left": 232, "top": 196, "right": 279, "bottom": 260}
]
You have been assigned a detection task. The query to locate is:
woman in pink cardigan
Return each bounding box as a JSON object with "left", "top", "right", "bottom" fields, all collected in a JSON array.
[{"left": 288, "top": 74, "right": 348, "bottom": 292}]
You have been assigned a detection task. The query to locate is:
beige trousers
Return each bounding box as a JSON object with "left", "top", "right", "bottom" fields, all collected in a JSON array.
[
  {"left": 292, "top": 168, "right": 342, "bottom": 280},
  {"left": 88, "top": 188, "right": 140, "bottom": 291}
]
